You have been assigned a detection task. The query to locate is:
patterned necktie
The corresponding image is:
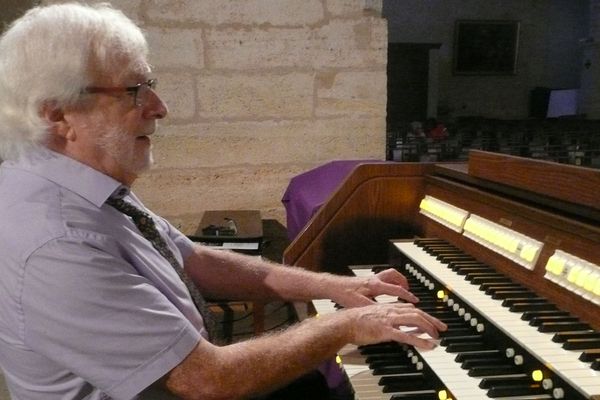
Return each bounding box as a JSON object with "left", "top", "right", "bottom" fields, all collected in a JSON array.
[{"left": 106, "top": 197, "right": 218, "bottom": 342}]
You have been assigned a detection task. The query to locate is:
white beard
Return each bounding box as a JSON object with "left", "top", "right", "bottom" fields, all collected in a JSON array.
[{"left": 95, "top": 125, "right": 154, "bottom": 176}]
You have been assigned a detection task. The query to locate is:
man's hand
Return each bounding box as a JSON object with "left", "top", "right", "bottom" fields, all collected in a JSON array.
[
  {"left": 331, "top": 267, "right": 419, "bottom": 308},
  {"left": 338, "top": 302, "right": 447, "bottom": 349}
]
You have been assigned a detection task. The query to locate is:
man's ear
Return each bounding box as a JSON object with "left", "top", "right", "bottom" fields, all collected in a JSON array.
[{"left": 39, "top": 101, "right": 75, "bottom": 141}]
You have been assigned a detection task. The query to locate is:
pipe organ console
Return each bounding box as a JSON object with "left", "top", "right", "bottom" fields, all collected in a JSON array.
[{"left": 284, "top": 151, "right": 600, "bottom": 400}]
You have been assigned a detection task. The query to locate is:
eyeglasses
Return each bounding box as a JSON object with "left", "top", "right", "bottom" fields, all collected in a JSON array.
[{"left": 82, "top": 79, "right": 157, "bottom": 107}]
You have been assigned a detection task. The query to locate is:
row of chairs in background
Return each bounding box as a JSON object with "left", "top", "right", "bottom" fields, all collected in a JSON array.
[{"left": 387, "top": 119, "right": 600, "bottom": 168}]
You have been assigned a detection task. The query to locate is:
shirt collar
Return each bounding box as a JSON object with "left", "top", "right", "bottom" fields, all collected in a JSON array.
[
  {"left": 111, "top": 185, "right": 131, "bottom": 200},
  {"left": 11, "top": 147, "right": 125, "bottom": 208}
]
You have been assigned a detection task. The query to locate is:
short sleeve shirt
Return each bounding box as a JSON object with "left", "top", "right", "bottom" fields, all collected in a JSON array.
[{"left": 0, "top": 149, "right": 206, "bottom": 399}]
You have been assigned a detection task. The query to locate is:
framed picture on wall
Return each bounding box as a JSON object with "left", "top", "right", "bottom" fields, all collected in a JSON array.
[{"left": 453, "top": 20, "right": 520, "bottom": 75}]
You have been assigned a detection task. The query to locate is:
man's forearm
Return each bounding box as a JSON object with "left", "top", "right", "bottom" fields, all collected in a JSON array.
[
  {"left": 184, "top": 245, "right": 343, "bottom": 301},
  {"left": 165, "top": 310, "right": 353, "bottom": 400},
  {"left": 165, "top": 300, "right": 446, "bottom": 399}
]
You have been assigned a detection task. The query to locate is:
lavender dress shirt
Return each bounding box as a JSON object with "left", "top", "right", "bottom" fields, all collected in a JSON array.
[{"left": 0, "top": 148, "right": 205, "bottom": 400}]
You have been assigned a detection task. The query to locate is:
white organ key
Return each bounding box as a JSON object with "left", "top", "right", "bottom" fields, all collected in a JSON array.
[
  {"left": 312, "top": 298, "right": 337, "bottom": 316},
  {"left": 395, "top": 241, "right": 600, "bottom": 398}
]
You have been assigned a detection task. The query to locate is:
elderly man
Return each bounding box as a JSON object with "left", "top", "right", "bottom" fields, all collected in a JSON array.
[{"left": 0, "top": 3, "right": 446, "bottom": 400}]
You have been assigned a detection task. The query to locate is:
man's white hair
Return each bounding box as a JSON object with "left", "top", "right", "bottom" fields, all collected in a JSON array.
[{"left": 0, "top": 2, "right": 149, "bottom": 160}]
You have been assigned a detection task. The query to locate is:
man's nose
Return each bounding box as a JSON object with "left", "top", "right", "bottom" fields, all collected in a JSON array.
[{"left": 143, "top": 90, "right": 168, "bottom": 119}]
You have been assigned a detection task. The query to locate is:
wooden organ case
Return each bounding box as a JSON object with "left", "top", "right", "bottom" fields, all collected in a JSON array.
[{"left": 284, "top": 151, "right": 600, "bottom": 400}]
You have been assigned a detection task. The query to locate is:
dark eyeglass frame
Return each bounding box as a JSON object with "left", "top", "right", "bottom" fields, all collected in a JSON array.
[{"left": 82, "top": 78, "right": 157, "bottom": 107}]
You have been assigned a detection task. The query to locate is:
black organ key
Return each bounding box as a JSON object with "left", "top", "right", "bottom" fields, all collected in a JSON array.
[
  {"left": 563, "top": 338, "right": 600, "bottom": 350},
  {"left": 415, "top": 237, "right": 447, "bottom": 242},
  {"left": 365, "top": 354, "right": 410, "bottom": 363},
  {"left": 424, "top": 246, "right": 457, "bottom": 255},
  {"left": 447, "top": 259, "right": 485, "bottom": 265},
  {"left": 448, "top": 261, "right": 488, "bottom": 271},
  {"left": 378, "top": 373, "right": 425, "bottom": 386},
  {"left": 433, "top": 249, "right": 468, "bottom": 255},
  {"left": 434, "top": 249, "right": 470, "bottom": 257},
  {"left": 390, "top": 390, "right": 439, "bottom": 400},
  {"left": 436, "top": 318, "right": 468, "bottom": 327},
  {"left": 467, "top": 364, "right": 520, "bottom": 377},
  {"left": 445, "top": 342, "right": 491, "bottom": 352},
  {"left": 553, "top": 331, "right": 600, "bottom": 342},
  {"left": 373, "top": 365, "right": 418, "bottom": 375},
  {"left": 591, "top": 359, "right": 600, "bottom": 370},
  {"left": 419, "top": 240, "right": 454, "bottom": 246},
  {"left": 509, "top": 302, "right": 558, "bottom": 312},
  {"left": 470, "top": 276, "right": 511, "bottom": 284},
  {"left": 493, "top": 290, "right": 538, "bottom": 300},
  {"left": 420, "top": 240, "right": 459, "bottom": 247},
  {"left": 359, "top": 342, "right": 403, "bottom": 355},
  {"left": 424, "top": 248, "right": 454, "bottom": 257},
  {"left": 455, "top": 267, "right": 494, "bottom": 276},
  {"left": 412, "top": 301, "right": 444, "bottom": 309},
  {"left": 579, "top": 348, "right": 600, "bottom": 361},
  {"left": 452, "top": 266, "right": 490, "bottom": 276},
  {"left": 480, "top": 282, "right": 522, "bottom": 292},
  {"left": 330, "top": 300, "right": 343, "bottom": 310},
  {"left": 486, "top": 382, "right": 549, "bottom": 397},
  {"left": 521, "top": 310, "right": 571, "bottom": 321},
  {"left": 380, "top": 373, "right": 442, "bottom": 396},
  {"left": 436, "top": 254, "right": 475, "bottom": 262},
  {"left": 537, "top": 321, "right": 591, "bottom": 333},
  {"left": 409, "top": 289, "right": 434, "bottom": 296},
  {"left": 484, "top": 283, "right": 526, "bottom": 291},
  {"left": 460, "top": 356, "right": 506, "bottom": 369},
  {"left": 479, "top": 374, "right": 531, "bottom": 388},
  {"left": 369, "top": 359, "right": 416, "bottom": 371},
  {"left": 440, "top": 327, "right": 478, "bottom": 337},
  {"left": 464, "top": 272, "right": 505, "bottom": 281},
  {"left": 440, "top": 318, "right": 474, "bottom": 328},
  {"left": 406, "top": 291, "right": 432, "bottom": 299},
  {"left": 485, "top": 287, "right": 528, "bottom": 297},
  {"left": 408, "top": 290, "right": 431, "bottom": 297},
  {"left": 529, "top": 315, "right": 580, "bottom": 326},
  {"left": 501, "top": 297, "right": 549, "bottom": 307},
  {"left": 432, "top": 246, "right": 465, "bottom": 253},
  {"left": 440, "top": 334, "right": 484, "bottom": 346},
  {"left": 417, "top": 308, "right": 456, "bottom": 316},
  {"left": 420, "top": 311, "right": 461, "bottom": 321},
  {"left": 365, "top": 351, "right": 411, "bottom": 361},
  {"left": 454, "top": 349, "right": 502, "bottom": 362},
  {"left": 415, "top": 300, "right": 449, "bottom": 308}
]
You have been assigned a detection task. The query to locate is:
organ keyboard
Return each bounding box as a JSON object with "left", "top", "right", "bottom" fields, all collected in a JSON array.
[
  {"left": 315, "top": 258, "right": 600, "bottom": 399},
  {"left": 284, "top": 151, "right": 600, "bottom": 400}
]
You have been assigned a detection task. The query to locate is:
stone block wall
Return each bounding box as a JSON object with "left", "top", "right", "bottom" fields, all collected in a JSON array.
[{"left": 42, "top": 0, "right": 388, "bottom": 231}]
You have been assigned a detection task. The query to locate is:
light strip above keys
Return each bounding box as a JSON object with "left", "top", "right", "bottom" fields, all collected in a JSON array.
[
  {"left": 545, "top": 250, "right": 600, "bottom": 305},
  {"left": 462, "top": 214, "right": 543, "bottom": 270},
  {"left": 419, "top": 195, "right": 469, "bottom": 233}
]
